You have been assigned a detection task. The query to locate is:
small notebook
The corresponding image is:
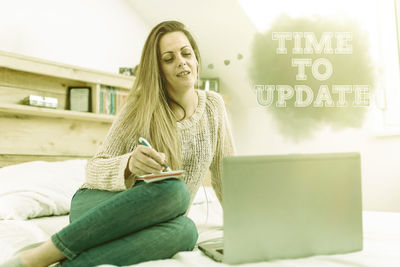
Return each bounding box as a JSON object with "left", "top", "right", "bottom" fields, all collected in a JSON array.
[{"left": 135, "top": 170, "right": 186, "bottom": 183}]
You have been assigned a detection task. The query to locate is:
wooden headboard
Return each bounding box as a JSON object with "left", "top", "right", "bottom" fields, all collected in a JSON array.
[{"left": 0, "top": 50, "right": 134, "bottom": 167}]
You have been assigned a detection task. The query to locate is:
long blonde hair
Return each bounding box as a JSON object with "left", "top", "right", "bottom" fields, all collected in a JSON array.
[{"left": 122, "top": 21, "right": 201, "bottom": 170}]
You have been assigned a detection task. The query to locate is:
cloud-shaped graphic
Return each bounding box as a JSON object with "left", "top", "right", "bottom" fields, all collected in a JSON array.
[{"left": 248, "top": 15, "right": 375, "bottom": 141}]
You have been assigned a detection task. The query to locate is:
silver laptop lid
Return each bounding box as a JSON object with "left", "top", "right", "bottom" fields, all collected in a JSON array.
[{"left": 222, "top": 152, "right": 363, "bottom": 264}]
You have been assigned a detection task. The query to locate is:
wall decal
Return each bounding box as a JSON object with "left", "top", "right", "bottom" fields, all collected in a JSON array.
[{"left": 248, "top": 15, "right": 375, "bottom": 141}]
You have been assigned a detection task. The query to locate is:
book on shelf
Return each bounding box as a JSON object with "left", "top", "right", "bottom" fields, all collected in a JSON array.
[{"left": 93, "top": 84, "right": 129, "bottom": 115}]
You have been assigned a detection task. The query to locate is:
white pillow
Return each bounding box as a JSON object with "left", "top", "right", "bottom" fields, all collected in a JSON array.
[{"left": 0, "top": 159, "right": 87, "bottom": 220}]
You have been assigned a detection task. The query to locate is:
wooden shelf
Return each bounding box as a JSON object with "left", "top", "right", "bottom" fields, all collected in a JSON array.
[
  {"left": 0, "top": 50, "right": 125, "bottom": 167},
  {"left": 0, "top": 50, "right": 134, "bottom": 89},
  {"left": 0, "top": 103, "right": 114, "bottom": 123}
]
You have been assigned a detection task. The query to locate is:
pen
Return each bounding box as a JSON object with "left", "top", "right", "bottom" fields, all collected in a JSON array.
[{"left": 138, "top": 137, "right": 172, "bottom": 172}]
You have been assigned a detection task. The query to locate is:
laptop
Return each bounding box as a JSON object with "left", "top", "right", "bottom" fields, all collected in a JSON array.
[{"left": 198, "top": 152, "right": 363, "bottom": 264}]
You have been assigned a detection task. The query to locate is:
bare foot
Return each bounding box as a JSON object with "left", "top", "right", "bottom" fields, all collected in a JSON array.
[
  {"left": 19, "top": 249, "right": 43, "bottom": 267},
  {"left": 19, "top": 240, "right": 65, "bottom": 267}
]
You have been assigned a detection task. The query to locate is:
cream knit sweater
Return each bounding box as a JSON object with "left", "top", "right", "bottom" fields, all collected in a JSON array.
[{"left": 82, "top": 89, "right": 235, "bottom": 205}]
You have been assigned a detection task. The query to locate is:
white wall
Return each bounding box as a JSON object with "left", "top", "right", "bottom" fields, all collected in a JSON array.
[
  {"left": 225, "top": 0, "right": 400, "bottom": 212},
  {"left": 128, "top": 0, "right": 400, "bottom": 212},
  {"left": 0, "top": 0, "right": 150, "bottom": 73}
]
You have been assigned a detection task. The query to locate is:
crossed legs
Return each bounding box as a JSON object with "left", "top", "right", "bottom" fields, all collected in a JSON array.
[{"left": 16, "top": 179, "right": 198, "bottom": 267}]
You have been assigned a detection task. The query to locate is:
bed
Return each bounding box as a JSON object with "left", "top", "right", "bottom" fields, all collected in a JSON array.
[{"left": 0, "top": 159, "right": 399, "bottom": 267}]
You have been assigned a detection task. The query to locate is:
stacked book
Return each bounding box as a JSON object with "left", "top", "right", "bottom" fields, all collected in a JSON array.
[
  {"left": 94, "top": 85, "right": 129, "bottom": 115},
  {"left": 22, "top": 95, "right": 58, "bottom": 109}
]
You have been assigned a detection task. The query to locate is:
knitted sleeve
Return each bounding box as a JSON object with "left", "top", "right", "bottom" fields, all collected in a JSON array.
[
  {"left": 209, "top": 93, "right": 236, "bottom": 204},
  {"left": 85, "top": 107, "right": 136, "bottom": 191}
]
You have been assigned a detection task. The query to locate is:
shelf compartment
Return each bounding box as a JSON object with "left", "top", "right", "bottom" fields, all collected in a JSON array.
[{"left": 0, "top": 103, "right": 114, "bottom": 123}]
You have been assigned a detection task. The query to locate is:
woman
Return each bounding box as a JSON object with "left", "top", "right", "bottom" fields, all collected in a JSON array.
[{"left": 3, "top": 20, "right": 235, "bottom": 267}]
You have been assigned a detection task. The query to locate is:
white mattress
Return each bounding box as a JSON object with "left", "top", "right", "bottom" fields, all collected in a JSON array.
[{"left": 0, "top": 188, "right": 399, "bottom": 267}]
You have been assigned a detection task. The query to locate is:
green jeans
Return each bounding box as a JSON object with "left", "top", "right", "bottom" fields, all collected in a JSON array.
[{"left": 51, "top": 179, "right": 198, "bottom": 266}]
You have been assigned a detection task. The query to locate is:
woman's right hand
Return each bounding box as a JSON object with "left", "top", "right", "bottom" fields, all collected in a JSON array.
[{"left": 127, "top": 145, "right": 166, "bottom": 177}]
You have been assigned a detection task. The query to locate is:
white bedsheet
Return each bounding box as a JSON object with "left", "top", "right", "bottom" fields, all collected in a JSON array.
[
  {"left": 0, "top": 188, "right": 399, "bottom": 267},
  {"left": 103, "top": 210, "right": 400, "bottom": 267}
]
